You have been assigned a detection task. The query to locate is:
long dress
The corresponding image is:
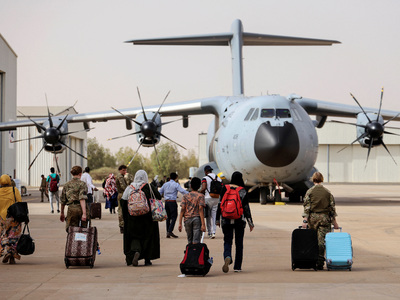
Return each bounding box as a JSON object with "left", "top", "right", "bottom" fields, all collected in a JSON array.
[{"left": 121, "top": 183, "right": 161, "bottom": 265}]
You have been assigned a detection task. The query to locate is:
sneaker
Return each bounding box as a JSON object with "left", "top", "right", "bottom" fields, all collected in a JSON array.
[
  {"left": 169, "top": 232, "right": 179, "bottom": 238},
  {"left": 222, "top": 256, "right": 231, "bottom": 273},
  {"left": 211, "top": 233, "right": 215, "bottom": 239},
  {"left": 51, "top": 210, "right": 54, "bottom": 214},
  {"left": 57, "top": 210, "right": 60, "bottom": 213},
  {"left": 208, "top": 233, "right": 212, "bottom": 239},
  {"left": 234, "top": 269, "right": 242, "bottom": 273},
  {"left": 132, "top": 252, "right": 140, "bottom": 267}
]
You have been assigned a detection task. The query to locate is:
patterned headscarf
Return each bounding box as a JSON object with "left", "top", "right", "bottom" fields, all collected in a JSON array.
[
  {"left": 104, "top": 173, "right": 117, "bottom": 198},
  {"left": 131, "top": 170, "right": 149, "bottom": 190}
]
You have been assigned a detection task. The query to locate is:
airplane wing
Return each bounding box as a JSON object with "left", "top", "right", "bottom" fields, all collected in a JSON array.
[
  {"left": 297, "top": 97, "right": 400, "bottom": 121},
  {"left": 0, "top": 97, "right": 223, "bottom": 131}
]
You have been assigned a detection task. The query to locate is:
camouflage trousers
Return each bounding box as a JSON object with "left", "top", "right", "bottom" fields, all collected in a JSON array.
[
  {"left": 308, "top": 212, "right": 331, "bottom": 267},
  {"left": 65, "top": 204, "right": 90, "bottom": 232},
  {"left": 117, "top": 193, "right": 124, "bottom": 228}
]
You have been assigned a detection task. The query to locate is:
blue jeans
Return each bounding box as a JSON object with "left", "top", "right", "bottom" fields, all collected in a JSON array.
[
  {"left": 165, "top": 201, "right": 178, "bottom": 233},
  {"left": 222, "top": 220, "right": 246, "bottom": 270}
]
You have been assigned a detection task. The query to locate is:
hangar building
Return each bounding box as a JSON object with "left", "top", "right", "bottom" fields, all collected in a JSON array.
[{"left": 0, "top": 33, "right": 17, "bottom": 178}]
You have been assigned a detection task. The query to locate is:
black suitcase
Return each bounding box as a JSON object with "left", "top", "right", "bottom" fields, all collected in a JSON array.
[
  {"left": 291, "top": 227, "right": 318, "bottom": 271},
  {"left": 180, "top": 233, "right": 212, "bottom": 276},
  {"left": 90, "top": 192, "right": 101, "bottom": 219}
]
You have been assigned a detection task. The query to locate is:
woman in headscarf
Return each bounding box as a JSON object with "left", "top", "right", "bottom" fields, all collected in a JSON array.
[
  {"left": 121, "top": 170, "right": 161, "bottom": 266},
  {"left": 0, "top": 174, "right": 23, "bottom": 264},
  {"left": 104, "top": 173, "right": 118, "bottom": 214},
  {"left": 216, "top": 171, "right": 254, "bottom": 273}
]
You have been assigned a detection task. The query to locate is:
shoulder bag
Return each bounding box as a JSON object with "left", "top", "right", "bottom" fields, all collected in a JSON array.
[
  {"left": 7, "top": 187, "right": 29, "bottom": 223},
  {"left": 17, "top": 223, "right": 35, "bottom": 255},
  {"left": 148, "top": 184, "right": 167, "bottom": 222}
]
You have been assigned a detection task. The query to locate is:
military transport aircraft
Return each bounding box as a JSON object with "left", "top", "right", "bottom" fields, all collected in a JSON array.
[{"left": 1, "top": 19, "right": 400, "bottom": 203}]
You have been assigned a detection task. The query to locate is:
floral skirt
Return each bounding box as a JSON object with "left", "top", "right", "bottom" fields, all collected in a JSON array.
[{"left": 0, "top": 217, "right": 22, "bottom": 259}]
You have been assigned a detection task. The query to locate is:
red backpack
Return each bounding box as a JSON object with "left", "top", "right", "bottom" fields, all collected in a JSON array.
[{"left": 221, "top": 185, "right": 243, "bottom": 219}]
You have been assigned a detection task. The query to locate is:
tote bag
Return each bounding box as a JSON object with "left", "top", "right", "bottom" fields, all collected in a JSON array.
[
  {"left": 17, "top": 224, "right": 35, "bottom": 255},
  {"left": 149, "top": 184, "right": 167, "bottom": 222}
]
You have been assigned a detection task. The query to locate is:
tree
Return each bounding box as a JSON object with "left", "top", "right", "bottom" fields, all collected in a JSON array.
[
  {"left": 177, "top": 149, "right": 198, "bottom": 178},
  {"left": 115, "top": 147, "right": 153, "bottom": 178},
  {"left": 87, "top": 137, "right": 117, "bottom": 169},
  {"left": 150, "top": 143, "right": 181, "bottom": 178}
]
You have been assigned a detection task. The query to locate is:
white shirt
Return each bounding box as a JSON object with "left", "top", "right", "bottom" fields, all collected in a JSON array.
[
  {"left": 81, "top": 172, "right": 96, "bottom": 194},
  {"left": 202, "top": 172, "right": 222, "bottom": 198}
]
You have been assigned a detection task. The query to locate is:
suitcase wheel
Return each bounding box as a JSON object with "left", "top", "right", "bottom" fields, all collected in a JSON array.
[
  {"left": 90, "top": 258, "right": 94, "bottom": 268},
  {"left": 65, "top": 258, "right": 70, "bottom": 269}
]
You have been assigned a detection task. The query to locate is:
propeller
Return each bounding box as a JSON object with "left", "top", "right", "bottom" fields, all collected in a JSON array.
[
  {"left": 108, "top": 87, "right": 186, "bottom": 166},
  {"left": 333, "top": 88, "right": 399, "bottom": 166},
  {"left": 15, "top": 99, "right": 90, "bottom": 170}
]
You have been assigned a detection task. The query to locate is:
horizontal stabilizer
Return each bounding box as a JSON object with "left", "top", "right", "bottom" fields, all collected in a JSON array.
[{"left": 125, "top": 33, "right": 233, "bottom": 46}]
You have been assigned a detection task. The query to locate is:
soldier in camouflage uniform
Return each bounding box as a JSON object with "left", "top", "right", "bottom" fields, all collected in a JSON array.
[
  {"left": 116, "top": 165, "right": 134, "bottom": 234},
  {"left": 302, "top": 172, "right": 339, "bottom": 270},
  {"left": 60, "top": 166, "right": 90, "bottom": 232}
]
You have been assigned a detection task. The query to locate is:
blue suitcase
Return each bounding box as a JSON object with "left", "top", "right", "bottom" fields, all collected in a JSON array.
[{"left": 325, "top": 227, "right": 353, "bottom": 271}]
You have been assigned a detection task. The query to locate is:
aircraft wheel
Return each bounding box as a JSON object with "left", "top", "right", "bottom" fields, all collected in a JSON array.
[{"left": 260, "top": 188, "right": 268, "bottom": 205}]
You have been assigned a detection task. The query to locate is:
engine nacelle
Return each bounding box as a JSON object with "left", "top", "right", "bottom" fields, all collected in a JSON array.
[
  {"left": 42, "top": 117, "right": 68, "bottom": 153},
  {"left": 135, "top": 112, "right": 162, "bottom": 147},
  {"left": 356, "top": 112, "right": 384, "bottom": 148}
]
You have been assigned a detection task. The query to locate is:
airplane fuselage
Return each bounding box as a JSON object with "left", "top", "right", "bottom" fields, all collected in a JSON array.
[{"left": 208, "top": 95, "right": 318, "bottom": 185}]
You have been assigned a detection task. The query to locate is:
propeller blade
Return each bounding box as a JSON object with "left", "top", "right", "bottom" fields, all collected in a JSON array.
[
  {"left": 365, "top": 138, "right": 374, "bottom": 168},
  {"left": 57, "top": 114, "right": 69, "bottom": 130},
  {"left": 379, "top": 138, "right": 397, "bottom": 165},
  {"left": 28, "top": 145, "right": 45, "bottom": 170},
  {"left": 153, "top": 144, "right": 161, "bottom": 167},
  {"left": 53, "top": 146, "right": 61, "bottom": 175},
  {"left": 45, "top": 94, "right": 54, "bottom": 127},
  {"left": 55, "top": 100, "right": 78, "bottom": 116},
  {"left": 107, "top": 131, "right": 141, "bottom": 141},
  {"left": 159, "top": 132, "right": 187, "bottom": 150},
  {"left": 376, "top": 87, "right": 384, "bottom": 121},
  {"left": 59, "top": 140, "right": 87, "bottom": 159},
  {"left": 111, "top": 107, "right": 142, "bottom": 127},
  {"left": 136, "top": 87, "right": 148, "bottom": 121},
  {"left": 10, "top": 135, "right": 44, "bottom": 143},
  {"left": 152, "top": 90, "right": 171, "bottom": 122},
  {"left": 350, "top": 93, "right": 371, "bottom": 123},
  {"left": 61, "top": 128, "right": 93, "bottom": 136},
  {"left": 337, "top": 132, "right": 368, "bottom": 153},
  {"left": 18, "top": 110, "right": 46, "bottom": 132},
  {"left": 330, "top": 120, "right": 367, "bottom": 128},
  {"left": 127, "top": 142, "right": 143, "bottom": 167},
  {"left": 383, "top": 130, "right": 400, "bottom": 137},
  {"left": 383, "top": 113, "right": 400, "bottom": 126},
  {"left": 161, "top": 118, "right": 184, "bottom": 126}
]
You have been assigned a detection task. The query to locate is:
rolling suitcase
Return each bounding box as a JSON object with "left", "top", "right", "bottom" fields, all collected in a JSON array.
[
  {"left": 325, "top": 227, "right": 353, "bottom": 271},
  {"left": 291, "top": 226, "right": 318, "bottom": 271},
  {"left": 90, "top": 191, "right": 102, "bottom": 219},
  {"left": 65, "top": 222, "right": 98, "bottom": 268},
  {"left": 180, "top": 232, "right": 212, "bottom": 276}
]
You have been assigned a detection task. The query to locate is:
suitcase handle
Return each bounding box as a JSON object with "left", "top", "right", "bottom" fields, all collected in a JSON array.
[
  {"left": 331, "top": 226, "right": 342, "bottom": 232},
  {"left": 298, "top": 225, "right": 309, "bottom": 229},
  {"left": 79, "top": 220, "right": 91, "bottom": 228}
]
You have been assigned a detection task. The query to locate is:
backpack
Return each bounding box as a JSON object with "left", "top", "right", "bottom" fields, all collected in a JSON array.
[
  {"left": 207, "top": 175, "right": 223, "bottom": 198},
  {"left": 127, "top": 184, "right": 150, "bottom": 216},
  {"left": 49, "top": 176, "right": 58, "bottom": 192},
  {"left": 220, "top": 185, "right": 243, "bottom": 219}
]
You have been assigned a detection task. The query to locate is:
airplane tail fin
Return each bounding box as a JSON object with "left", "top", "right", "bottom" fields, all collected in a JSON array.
[{"left": 126, "top": 19, "right": 340, "bottom": 96}]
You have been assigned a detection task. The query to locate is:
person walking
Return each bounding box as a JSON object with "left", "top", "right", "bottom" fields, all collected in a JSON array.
[
  {"left": 47, "top": 167, "right": 60, "bottom": 213},
  {"left": 178, "top": 177, "right": 206, "bottom": 244},
  {"left": 200, "top": 165, "right": 222, "bottom": 239},
  {"left": 80, "top": 167, "right": 98, "bottom": 209},
  {"left": 159, "top": 172, "right": 188, "bottom": 238},
  {"left": 0, "top": 174, "right": 23, "bottom": 264},
  {"left": 104, "top": 173, "right": 118, "bottom": 214},
  {"left": 39, "top": 174, "right": 49, "bottom": 202},
  {"left": 59, "top": 166, "right": 89, "bottom": 231},
  {"left": 120, "top": 170, "right": 161, "bottom": 266},
  {"left": 301, "top": 171, "right": 339, "bottom": 270},
  {"left": 116, "top": 165, "right": 134, "bottom": 234},
  {"left": 216, "top": 171, "right": 254, "bottom": 273}
]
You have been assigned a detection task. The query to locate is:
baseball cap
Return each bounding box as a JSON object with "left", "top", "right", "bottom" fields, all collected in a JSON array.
[{"left": 204, "top": 165, "right": 213, "bottom": 172}]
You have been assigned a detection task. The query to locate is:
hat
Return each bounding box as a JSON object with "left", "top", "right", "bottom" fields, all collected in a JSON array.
[{"left": 204, "top": 165, "right": 213, "bottom": 172}]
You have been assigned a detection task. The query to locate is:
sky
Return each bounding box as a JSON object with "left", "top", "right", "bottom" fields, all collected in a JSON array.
[{"left": 1, "top": 0, "right": 400, "bottom": 157}]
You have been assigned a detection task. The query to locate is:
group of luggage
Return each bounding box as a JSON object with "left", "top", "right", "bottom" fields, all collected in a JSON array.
[{"left": 291, "top": 226, "right": 353, "bottom": 271}]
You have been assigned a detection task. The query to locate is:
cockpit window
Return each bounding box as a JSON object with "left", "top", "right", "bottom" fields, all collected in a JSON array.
[
  {"left": 261, "top": 109, "right": 275, "bottom": 118},
  {"left": 244, "top": 108, "right": 255, "bottom": 121},
  {"left": 251, "top": 108, "right": 259, "bottom": 121},
  {"left": 276, "top": 109, "right": 291, "bottom": 118}
]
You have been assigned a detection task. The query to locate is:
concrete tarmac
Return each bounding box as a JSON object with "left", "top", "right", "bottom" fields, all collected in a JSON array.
[{"left": 2, "top": 184, "right": 400, "bottom": 299}]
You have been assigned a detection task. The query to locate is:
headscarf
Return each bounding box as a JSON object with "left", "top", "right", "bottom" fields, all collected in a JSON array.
[
  {"left": 230, "top": 171, "right": 245, "bottom": 187},
  {"left": 104, "top": 173, "right": 117, "bottom": 198},
  {"left": 0, "top": 174, "right": 22, "bottom": 220},
  {"left": 121, "top": 170, "right": 149, "bottom": 201},
  {"left": 131, "top": 170, "right": 149, "bottom": 190}
]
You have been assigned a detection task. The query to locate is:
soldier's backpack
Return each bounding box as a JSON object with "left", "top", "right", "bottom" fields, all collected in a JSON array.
[
  {"left": 207, "top": 175, "right": 223, "bottom": 198},
  {"left": 49, "top": 176, "right": 58, "bottom": 192},
  {"left": 127, "top": 183, "right": 150, "bottom": 216},
  {"left": 220, "top": 185, "right": 243, "bottom": 219}
]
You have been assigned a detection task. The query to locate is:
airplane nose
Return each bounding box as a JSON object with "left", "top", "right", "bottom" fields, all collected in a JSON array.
[{"left": 254, "top": 122, "right": 299, "bottom": 167}]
